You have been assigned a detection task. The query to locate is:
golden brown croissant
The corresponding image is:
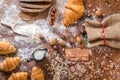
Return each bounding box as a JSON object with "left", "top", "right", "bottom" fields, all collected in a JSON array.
[
  {"left": 31, "top": 66, "right": 44, "bottom": 80},
  {"left": 0, "top": 57, "right": 21, "bottom": 71},
  {"left": 0, "top": 40, "right": 16, "bottom": 54},
  {"left": 63, "top": 0, "right": 85, "bottom": 27},
  {"left": 8, "top": 72, "right": 28, "bottom": 80}
]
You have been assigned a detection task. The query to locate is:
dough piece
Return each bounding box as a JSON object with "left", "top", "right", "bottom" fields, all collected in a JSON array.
[
  {"left": 8, "top": 72, "right": 28, "bottom": 80},
  {"left": 19, "top": 11, "right": 40, "bottom": 21},
  {"left": 63, "top": 0, "right": 85, "bottom": 27},
  {"left": 0, "top": 40, "right": 16, "bottom": 54},
  {"left": 31, "top": 66, "right": 44, "bottom": 80},
  {"left": 0, "top": 57, "right": 21, "bottom": 71}
]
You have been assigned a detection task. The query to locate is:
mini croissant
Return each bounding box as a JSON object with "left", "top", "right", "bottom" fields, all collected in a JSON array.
[
  {"left": 8, "top": 72, "right": 28, "bottom": 80},
  {"left": 0, "top": 40, "right": 16, "bottom": 54},
  {"left": 63, "top": 0, "right": 84, "bottom": 27},
  {"left": 0, "top": 57, "right": 21, "bottom": 71},
  {"left": 31, "top": 66, "right": 44, "bottom": 80}
]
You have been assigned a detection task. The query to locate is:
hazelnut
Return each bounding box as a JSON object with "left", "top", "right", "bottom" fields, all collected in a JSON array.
[
  {"left": 49, "top": 21, "right": 54, "bottom": 26},
  {"left": 50, "top": 38, "right": 57, "bottom": 46},
  {"left": 61, "top": 34, "right": 66, "bottom": 39},
  {"left": 53, "top": 45, "right": 58, "bottom": 50},
  {"left": 51, "top": 16, "right": 55, "bottom": 21},
  {"left": 80, "top": 29, "right": 86, "bottom": 35},
  {"left": 52, "top": 7, "right": 57, "bottom": 13},
  {"left": 50, "top": 16, "right": 55, "bottom": 26},
  {"left": 76, "top": 36, "right": 81, "bottom": 43},
  {"left": 95, "top": 10, "right": 102, "bottom": 17},
  {"left": 50, "top": 12, "right": 55, "bottom": 17},
  {"left": 39, "top": 34, "right": 45, "bottom": 40},
  {"left": 82, "top": 23, "right": 85, "bottom": 27},
  {"left": 87, "top": 13, "right": 92, "bottom": 18},
  {"left": 69, "top": 38, "right": 74, "bottom": 44},
  {"left": 60, "top": 40, "right": 66, "bottom": 47}
]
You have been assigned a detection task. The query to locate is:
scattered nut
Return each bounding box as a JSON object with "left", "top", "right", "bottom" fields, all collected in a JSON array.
[
  {"left": 95, "top": 10, "right": 102, "bottom": 17},
  {"left": 51, "top": 16, "right": 55, "bottom": 21},
  {"left": 39, "top": 34, "right": 45, "bottom": 40},
  {"left": 92, "top": 9, "right": 96, "bottom": 12},
  {"left": 87, "top": 13, "right": 92, "bottom": 18},
  {"left": 82, "top": 23, "right": 85, "bottom": 27},
  {"left": 53, "top": 45, "right": 58, "bottom": 50},
  {"left": 76, "top": 36, "right": 81, "bottom": 43},
  {"left": 80, "top": 29, "right": 86, "bottom": 35},
  {"left": 49, "top": 7, "right": 57, "bottom": 26},
  {"left": 52, "top": 7, "right": 57, "bottom": 13},
  {"left": 61, "top": 34, "right": 66, "bottom": 40},
  {"left": 69, "top": 38, "right": 74, "bottom": 44},
  {"left": 50, "top": 38, "right": 57, "bottom": 46},
  {"left": 50, "top": 12, "right": 54, "bottom": 17},
  {"left": 106, "top": 55, "right": 112, "bottom": 60},
  {"left": 49, "top": 21, "right": 54, "bottom": 26},
  {"left": 80, "top": 29, "right": 84, "bottom": 34},
  {"left": 59, "top": 40, "right": 66, "bottom": 47}
]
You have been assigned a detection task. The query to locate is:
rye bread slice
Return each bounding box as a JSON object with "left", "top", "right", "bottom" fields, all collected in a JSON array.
[
  {"left": 19, "top": 0, "right": 52, "bottom": 2},
  {"left": 19, "top": 6, "right": 47, "bottom": 13},
  {"left": 19, "top": 11, "right": 40, "bottom": 21},
  {"left": 19, "top": 2, "right": 51, "bottom": 9}
]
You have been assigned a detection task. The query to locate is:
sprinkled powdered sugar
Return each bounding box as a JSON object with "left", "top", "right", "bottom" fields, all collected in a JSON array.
[
  {"left": 20, "top": 64, "right": 28, "bottom": 71},
  {"left": 1, "top": 0, "right": 78, "bottom": 47},
  {"left": 0, "top": 0, "right": 4, "bottom": 18},
  {"left": 1, "top": 5, "right": 67, "bottom": 44},
  {"left": 56, "top": 0, "right": 67, "bottom": 14},
  {"left": 69, "top": 26, "right": 78, "bottom": 37},
  {"left": 17, "top": 48, "right": 34, "bottom": 60},
  {"left": 14, "top": 36, "right": 34, "bottom": 43},
  {"left": 2, "top": 4, "right": 21, "bottom": 23}
]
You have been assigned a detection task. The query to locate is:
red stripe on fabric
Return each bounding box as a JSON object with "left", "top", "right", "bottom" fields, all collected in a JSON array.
[{"left": 99, "top": 21, "right": 106, "bottom": 45}]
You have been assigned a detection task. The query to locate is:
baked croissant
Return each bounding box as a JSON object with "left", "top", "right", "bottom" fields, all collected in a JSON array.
[
  {"left": 8, "top": 72, "right": 28, "bottom": 80},
  {"left": 31, "top": 66, "right": 44, "bottom": 80},
  {"left": 0, "top": 57, "right": 21, "bottom": 71},
  {"left": 0, "top": 40, "right": 16, "bottom": 54},
  {"left": 63, "top": 0, "right": 85, "bottom": 27}
]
